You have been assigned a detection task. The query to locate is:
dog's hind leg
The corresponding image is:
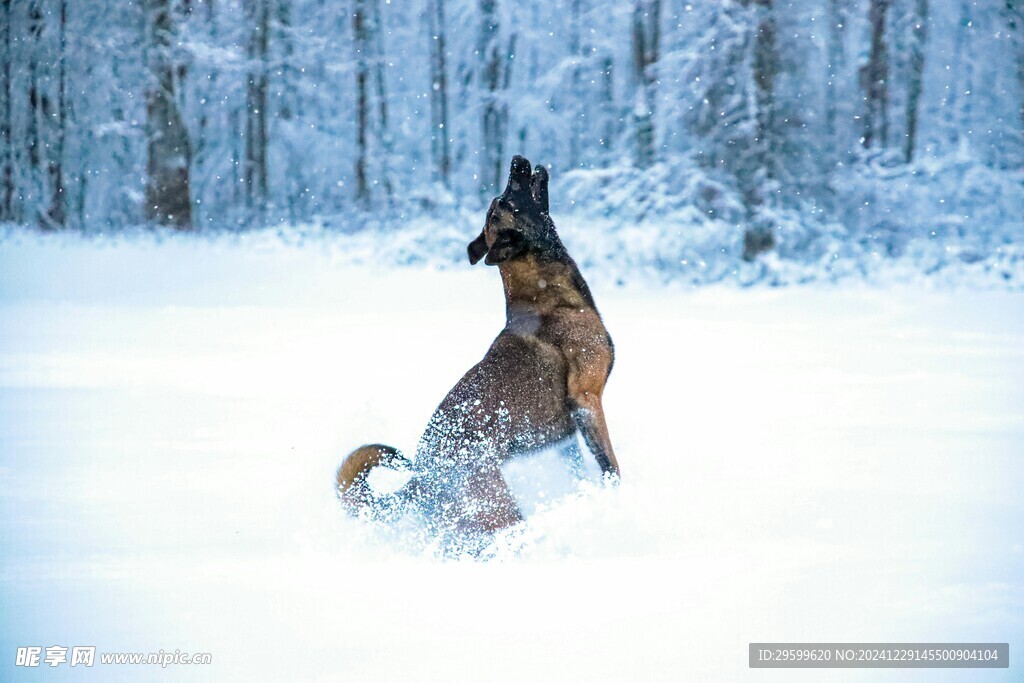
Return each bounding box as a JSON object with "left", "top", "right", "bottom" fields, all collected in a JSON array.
[{"left": 461, "top": 465, "right": 523, "bottom": 535}]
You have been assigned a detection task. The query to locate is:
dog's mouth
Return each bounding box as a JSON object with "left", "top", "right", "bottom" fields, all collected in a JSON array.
[{"left": 483, "top": 230, "right": 527, "bottom": 265}]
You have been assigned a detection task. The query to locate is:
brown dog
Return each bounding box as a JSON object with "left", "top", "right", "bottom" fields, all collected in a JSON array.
[{"left": 337, "top": 156, "right": 618, "bottom": 544}]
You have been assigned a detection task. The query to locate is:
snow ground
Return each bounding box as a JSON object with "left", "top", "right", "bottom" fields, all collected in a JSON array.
[{"left": 1, "top": 234, "right": 1022, "bottom": 681}]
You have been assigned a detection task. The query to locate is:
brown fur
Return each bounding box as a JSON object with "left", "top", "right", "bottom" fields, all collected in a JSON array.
[
  {"left": 337, "top": 156, "right": 617, "bottom": 540},
  {"left": 335, "top": 444, "right": 409, "bottom": 513}
]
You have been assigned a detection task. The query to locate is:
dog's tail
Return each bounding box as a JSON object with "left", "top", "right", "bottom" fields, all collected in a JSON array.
[{"left": 336, "top": 443, "right": 412, "bottom": 514}]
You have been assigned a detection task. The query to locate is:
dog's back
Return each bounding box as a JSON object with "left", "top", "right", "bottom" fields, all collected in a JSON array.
[{"left": 420, "top": 328, "right": 574, "bottom": 465}]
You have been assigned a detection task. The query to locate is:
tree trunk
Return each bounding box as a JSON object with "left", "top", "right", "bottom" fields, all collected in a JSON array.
[
  {"left": 353, "top": 0, "right": 370, "bottom": 204},
  {"left": 631, "top": 0, "right": 660, "bottom": 169},
  {"left": 861, "top": 0, "right": 889, "bottom": 149},
  {"left": 1009, "top": 1, "right": 1024, "bottom": 131},
  {"left": 751, "top": 0, "right": 778, "bottom": 177},
  {"left": 230, "top": 106, "right": 242, "bottom": 207},
  {"left": 903, "top": 0, "right": 928, "bottom": 162},
  {"left": 47, "top": 0, "right": 67, "bottom": 227},
  {"left": 569, "top": 0, "right": 583, "bottom": 168},
  {"left": 144, "top": 0, "right": 193, "bottom": 228},
  {"left": 478, "top": 0, "right": 515, "bottom": 196},
  {"left": 825, "top": 0, "right": 846, "bottom": 151},
  {"left": 27, "top": 0, "right": 43, "bottom": 208},
  {"left": 347, "top": 0, "right": 393, "bottom": 205},
  {"left": 0, "top": 0, "right": 13, "bottom": 221},
  {"left": 599, "top": 53, "right": 615, "bottom": 163},
  {"left": 277, "top": 0, "right": 295, "bottom": 121},
  {"left": 369, "top": 0, "right": 392, "bottom": 199},
  {"left": 244, "top": 0, "right": 269, "bottom": 208},
  {"left": 479, "top": 0, "right": 500, "bottom": 194},
  {"left": 955, "top": 0, "right": 973, "bottom": 147},
  {"left": 193, "top": 0, "right": 216, "bottom": 219},
  {"left": 741, "top": 0, "right": 779, "bottom": 261},
  {"left": 427, "top": 0, "right": 451, "bottom": 186}
]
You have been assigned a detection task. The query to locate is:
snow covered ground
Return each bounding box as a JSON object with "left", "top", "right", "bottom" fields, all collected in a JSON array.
[{"left": 1, "top": 233, "right": 1022, "bottom": 681}]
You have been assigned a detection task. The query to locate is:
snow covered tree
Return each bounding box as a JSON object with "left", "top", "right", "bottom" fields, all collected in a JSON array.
[
  {"left": 902, "top": 0, "right": 928, "bottom": 162},
  {"left": 275, "top": 0, "right": 297, "bottom": 122},
  {"left": 144, "top": 0, "right": 193, "bottom": 228},
  {"left": 825, "top": 0, "right": 847, "bottom": 157},
  {"left": 478, "top": 0, "right": 516, "bottom": 196},
  {"left": 0, "top": 0, "right": 14, "bottom": 222},
  {"left": 47, "top": 0, "right": 67, "bottom": 228},
  {"left": 353, "top": 0, "right": 392, "bottom": 205},
  {"left": 354, "top": 0, "right": 371, "bottom": 204},
  {"left": 631, "top": 0, "right": 659, "bottom": 169},
  {"left": 741, "top": 0, "right": 779, "bottom": 260},
  {"left": 1009, "top": 1, "right": 1024, "bottom": 131},
  {"left": 0, "top": 0, "right": 1018, "bottom": 263},
  {"left": 244, "top": 0, "right": 269, "bottom": 208},
  {"left": 14, "top": 0, "right": 69, "bottom": 229},
  {"left": 427, "top": 0, "right": 451, "bottom": 186},
  {"left": 861, "top": 0, "right": 890, "bottom": 149},
  {"left": 25, "top": 0, "right": 47, "bottom": 225},
  {"left": 681, "top": 0, "right": 781, "bottom": 260},
  {"left": 568, "top": 0, "right": 583, "bottom": 168},
  {"left": 369, "top": 0, "right": 393, "bottom": 200},
  {"left": 950, "top": 0, "right": 975, "bottom": 148}
]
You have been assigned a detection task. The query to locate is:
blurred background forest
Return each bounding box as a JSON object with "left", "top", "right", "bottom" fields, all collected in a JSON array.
[{"left": 0, "top": 0, "right": 1022, "bottom": 283}]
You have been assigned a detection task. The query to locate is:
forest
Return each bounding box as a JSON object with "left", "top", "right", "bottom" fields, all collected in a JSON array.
[{"left": 0, "top": 0, "right": 1022, "bottom": 282}]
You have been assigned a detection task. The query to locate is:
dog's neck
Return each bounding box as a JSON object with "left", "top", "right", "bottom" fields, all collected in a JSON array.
[{"left": 498, "top": 253, "right": 596, "bottom": 325}]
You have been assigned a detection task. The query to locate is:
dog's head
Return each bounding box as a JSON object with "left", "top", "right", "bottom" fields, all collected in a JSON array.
[{"left": 468, "top": 156, "right": 563, "bottom": 266}]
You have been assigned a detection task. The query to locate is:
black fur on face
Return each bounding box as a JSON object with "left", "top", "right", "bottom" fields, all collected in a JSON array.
[{"left": 467, "top": 156, "right": 566, "bottom": 266}]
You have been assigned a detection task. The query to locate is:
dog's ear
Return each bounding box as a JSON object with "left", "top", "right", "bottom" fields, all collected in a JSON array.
[
  {"left": 531, "top": 165, "right": 549, "bottom": 214},
  {"left": 467, "top": 231, "right": 488, "bottom": 265},
  {"left": 483, "top": 231, "right": 525, "bottom": 265},
  {"left": 505, "top": 155, "right": 532, "bottom": 194}
]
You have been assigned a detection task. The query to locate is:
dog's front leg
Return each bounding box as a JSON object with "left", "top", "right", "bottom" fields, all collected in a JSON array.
[
  {"left": 565, "top": 338, "right": 620, "bottom": 478},
  {"left": 571, "top": 395, "right": 620, "bottom": 479},
  {"left": 559, "top": 436, "right": 586, "bottom": 479}
]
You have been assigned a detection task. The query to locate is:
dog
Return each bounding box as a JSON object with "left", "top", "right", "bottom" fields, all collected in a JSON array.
[{"left": 336, "top": 156, "right": 618, "bottom": 544}]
